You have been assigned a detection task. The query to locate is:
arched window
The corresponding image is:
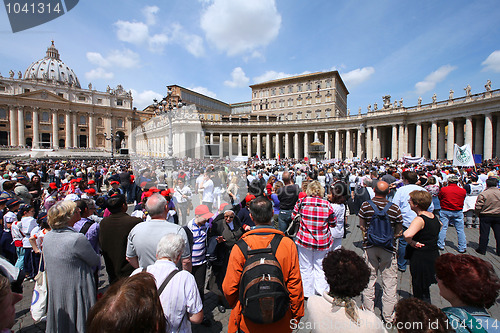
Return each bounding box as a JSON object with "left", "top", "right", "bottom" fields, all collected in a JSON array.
[
  {"left": 117, "top": 118, "right": 124, "bottom": 128},
  {"left": 25, "top": 112, "right": 32, "bottom": 122}
]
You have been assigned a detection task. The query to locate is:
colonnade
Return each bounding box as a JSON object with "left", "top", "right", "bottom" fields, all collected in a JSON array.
[{"left": 205, "top": 112, "right": 500, "bottom": 161}]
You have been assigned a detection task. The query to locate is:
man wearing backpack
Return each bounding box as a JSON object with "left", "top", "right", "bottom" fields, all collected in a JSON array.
[
  {"left": 358, "top": 181, "right": 403, "bottom": 324},
  {"left": 223, "top": 196, "right": 304, "bottom": 333}
]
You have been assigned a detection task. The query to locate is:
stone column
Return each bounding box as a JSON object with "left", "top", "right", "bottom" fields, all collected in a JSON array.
[
  {"left": 228, "top": 133, "right": 233, "bottom": 157},
  {"left": 219, "top": 133, "right": 223, "bottom": 158},
  {"left": 32, "top": 108, "right": 39, "bottom": 148},
  {"left": 210, "top": 133, "right": 214, "bottom": 144},
  {"left": 474, "top": 117, "right": 484, "bottom": 156},
  {"left": 52, "top": 111, "right": 59, "bottom": 148},
  {"left": 392, "top": 125, "right": 398, "bottom": 160},
  {"left": 335, "top": 130, "right": 340, "bottom": 160},
  {"left": 438, "top": 122, "right": 446, "bottom": 159},
  {"left": 372, "top": 127, "right": 378, "bottom": 159},
  {"left": 197, "top": 132, "right": 204, "bottom": 159},
  {"left": 430, "top": 121, "right": 438, "bottom": 160},
  {"left": 89, "top": 113, "right": 95, "bottom": 149},
  {"left": 484, "top": 114, "right": 493, "bottom": 160},
  {"left": 366, "top": 127, "right": 372, "bottom": 160},
  {"left": 294, "top": 133, "right": 299, "bottom": 159},
  {"left": 72, "top": 114, "right": 78, "bottom": 148},
  {"left": 256, "top": 133, "right": 262, "bottom": 158},
  {"left": 403, "top": 125, "right": 408, "bottom": 156},
  {"left": 266, "top": 133, "right": 271, "bottom": 158},
  {"left": 247, "top": 133, "right": 252, "bottom": 157},
  {"left": 304, "top": 132, "right": 309, "bottom": 158},
  {"left": 324, "top": 131, "right": 330, "bottom": 159},
  {"left": 398, "top": 125, "right": 405, "bottom": 159},
  {"left": 465, "top": 117, "right": 473, "bottom": 148},
  {"left": 238, "top": 133, "right": 242, "bottom": 156},
  {"left": 415, "top": 123, "right": 422, "bottom": 157},
  {"left": 104, "top": 117, "right": 111, "bottom": 150},
  {"left": 447, "top": 119, "right": 454, "bottom": 160},
  {"left": 422, "top": 123, "right": 429, "bottom": 158},
  {"left": 285, "top": 133, "right": 290, "bottom": 158},
  {"left": 126, "top": 117, "right": 134, "bottom": 153},
  {"left": 357, "top": 130, "right": 362, "bottom": 159},
  {"left": 65, "top": 111, "right": 72, "bottom": 147},
  {"left": 18, "top": 107, "right": 25, "bottom": 146},
  {"left": 345, "top": 130, "right": 351, "bottom": 159},
  {"left": 9, "top": 106, "right": 17, "bottom": 146},
  {"left": 275, "top": 133, "right": 280, "bottom": 159}
]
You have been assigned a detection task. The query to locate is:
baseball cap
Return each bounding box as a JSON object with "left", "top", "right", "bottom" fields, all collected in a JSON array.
[
  {"left": 447, "top": 175, "right": 460, "bottom": 183},
  {"left": 49, "top": 182, "right": 58, "bottom": 190},
  {"left": 85, "top": 188, "right": 96, "bottom": 195},
  {"left": 6, "top": 198, "right": 20, "bottom": 209},
  {"left": 16, "top": 176, "right": 28, "bottom": 182},
  {"left": 194, "top": 205, "right": 214, "bottom": 220},
  {"left": 88, "top": 180, "right": 95, "bottom": 185},
  {"left": 245, "top": 194, "right": 256, "bottom": 203},
  {"left": 110, "top": 181, "right": 120, "bottom": 185}
]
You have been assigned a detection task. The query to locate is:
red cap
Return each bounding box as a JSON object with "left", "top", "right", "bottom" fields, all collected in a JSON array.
[
  {"left": 160, "top": 190, "right": 169, "bottom": 197},
  {"left": 76, "top": 178, "right": 82, "bottom": 182},
  {"left": 150, "top": 188, "right": 161, "bottom": 193},
  {"left": 298, "top": 192, "right": 307, "bottom": 199},
  {"left": 88, "top": 180, "right": 95, "bottom": 185},
  {"left": 219, "top": 203, "right": 229, "bottom": 212},
  {"left": 245, "top": 194, "right": 256, "bottom": 203},
  {"left": 130, "top": 175, "right": 135, "bottom": 181},
  {"left": 85, "top": 188, "right": 96, "bottom": 195},
  {"left": 70, "top": 179, "right": 77, "bottom": 183},
  {"left": 49, "top": 182, "right": 57, "bottom": 190},
  {"left": 194, "top": 205, "right": 214, "bottom": 220},
  {"left": 110, "top": 181, "right": 120, "bottom": 185}
]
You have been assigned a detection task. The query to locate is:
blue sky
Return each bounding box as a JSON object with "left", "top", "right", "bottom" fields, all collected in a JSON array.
[{"left": 1, "top": 0, "right": 500, "bottom": 112}]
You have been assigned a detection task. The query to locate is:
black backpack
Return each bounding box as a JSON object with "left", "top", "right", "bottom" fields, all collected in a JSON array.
[
  {"left": 366, "top": 200, "right": 394, "bottom": 249},
  {"left": 236, "top": 233, "right": 290, "bottom": 324}
]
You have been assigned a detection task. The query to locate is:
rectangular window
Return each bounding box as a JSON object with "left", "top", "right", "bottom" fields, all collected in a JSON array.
[
  {"left": 288, "top": 86, "right": 293, "bottom": 93},
  {"left": 316, "top": 97, "right": 321, "bottom": 104},
  {"left": 78, "top": 96, "right": 86, "bottom": 101},
  {"left": 297, "top": 99, "right": 302, "bottom": 106},
  {"left": 326, "top": 80, "right": 332, "bottom": 88},
  {"left": 97, "top": 98, "right": 102, "bottom": 104},
  {"left": 0, "top": 86, "right": 6, "bottom": 92},
  {"left": 271, "top": 89, "right": 276, "bottom": 96},
  {"left": 306, "top": 98, "right": 312, "bottom": 105},
  {"left": 117, "top": 99, "right": 123, "bottom": 106},
  {"left": 58, "top": 93, "right": 64, "bottom": 98},
  {"left": 24, "top": 88, "right": 30, "bottom": 93},
  {"left": 288, "top": 99, "right": 293, "bottom": 107},
  {"left": 297, "top": 84, "right": 302, "bottom": 92},
  {"left": 326, "top": 95, "right": 332, "bottom": 102},
  {"left": 280, "top": 87, "right": 284, "bottom": 95}
]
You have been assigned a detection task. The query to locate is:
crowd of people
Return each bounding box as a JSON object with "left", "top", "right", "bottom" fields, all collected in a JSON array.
[{"left": 0, "top": 156, "right": 499, "bottom": 332}]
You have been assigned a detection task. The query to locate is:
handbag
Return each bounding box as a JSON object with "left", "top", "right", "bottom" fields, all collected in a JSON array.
[
  {"left": 31, "top": 252, "right": 47, "bottom": 322},
  {"left": 285, "top": 200, "right": 303, "bottom": 238}
]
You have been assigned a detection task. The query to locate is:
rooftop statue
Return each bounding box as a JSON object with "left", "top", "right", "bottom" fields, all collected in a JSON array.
[
  {"left": 465, "top": 84, "right": 471, "bottom": 96},
  {"left": 485, "top": 80, "right": 492, "bottom": 92},
  {"left": 449, "top": 89, "right": 454, "bottom": 100}
]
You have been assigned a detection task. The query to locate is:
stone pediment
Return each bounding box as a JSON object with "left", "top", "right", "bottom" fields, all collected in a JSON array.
[{"left": 16, "top": 89, "right": 67, "bottom": 102}]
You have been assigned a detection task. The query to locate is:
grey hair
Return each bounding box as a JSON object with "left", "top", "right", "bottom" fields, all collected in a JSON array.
[
  {"left": 156, "top": 233, "right": 185, "bottom": 260},
  {"left": 145, "top": 194, "right": 167, "bottom": 218}
]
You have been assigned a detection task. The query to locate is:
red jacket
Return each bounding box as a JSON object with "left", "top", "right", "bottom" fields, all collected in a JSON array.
[
  {"left": 222, "top": 227, "right": 304, "bottom": 333},
  {"left": 438, "top": 183, "right": 466, "bottom": 211}
]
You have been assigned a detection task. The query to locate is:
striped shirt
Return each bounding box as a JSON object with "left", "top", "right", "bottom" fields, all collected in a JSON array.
[
  {"left": 187, "top": 219, "right": 207, "bottom": 266},
  {"left": 358, "top": 197, "right": 403, "bottom": 252},
  {"left": 293, "top": 196, "right": 336, "bottom": 250}
]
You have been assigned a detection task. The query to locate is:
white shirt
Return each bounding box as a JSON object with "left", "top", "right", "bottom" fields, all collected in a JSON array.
[
  {"left": 201, "top": 179, "right": 214, "bottom": 203},
  {"left": 132, "top": 260, "right": 202, "bottom": 333}
]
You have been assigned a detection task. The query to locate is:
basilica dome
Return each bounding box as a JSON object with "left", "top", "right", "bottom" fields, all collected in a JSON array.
[{"left": 24, "top": 41, "right": 81, "bottom": 88}]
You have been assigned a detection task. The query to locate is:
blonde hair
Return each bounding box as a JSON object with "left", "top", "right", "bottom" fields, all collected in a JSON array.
[
  {"left": 306, "top": 180, "right": 325, "bottom": 197},
  {"left": 48, "top": 200, "right": 77, "bottom": 229}
]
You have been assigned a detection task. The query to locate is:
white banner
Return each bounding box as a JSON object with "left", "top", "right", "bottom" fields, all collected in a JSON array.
[
  {"left": 453, "top": 144, "right": 475, "bottom": 167},
  {"left": 404, "top": 156, "right": 424, "bottom": 164}
]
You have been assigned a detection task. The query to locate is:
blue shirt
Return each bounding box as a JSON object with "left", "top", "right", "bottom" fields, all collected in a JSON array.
[
  {"left": 187, "top": 219, "right": 207, "bottom": 266},
  {"left": 392, "top": 184, "right": 434, "bottom": 228}
]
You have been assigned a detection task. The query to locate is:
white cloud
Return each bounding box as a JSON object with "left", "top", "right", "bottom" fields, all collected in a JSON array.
[
  {"left": 415, "top": 65, "right": 456, "bottom": 94},
  {"left": 114, "top": 20, "right": 150, "bottom": 45},
  {"left": 86, "top": 49, "right": 140, "bottom": 68},
  {"left": 482, "top": 50, "right": 500, "bottom": 73},
  {"left": 200, "top": 0, "right": 281, "bottom": 56},
  {"left": 253, "top": 70, "right": 310, "bottom": 84},
  {"left": 130, "top": 89, "right": 163, "bottom": 110},
  {"left": 114, "top": 18, "right": 168, "bottom": 52},
  {"left": 224, "top": 67, "right": 249, "bottom": 88},
  {"left": 188, "top": 86, "right": 217, "bottom": 99},
  {"left": 85, "top": 68, "right": 114, "bottom": 80},
  {"left": 169, "top": 24, "right": 205, "bottom": 57},
  {"left": 341, "top": 67, "right": 375, "bottom": 88},
  {"left": 142, "top": 6, "right": 159, "bottom": 26}
]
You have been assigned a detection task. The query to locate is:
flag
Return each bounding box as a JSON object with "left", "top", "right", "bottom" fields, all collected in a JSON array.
[{"left": 453, "top": 144, "right": 475, "bottom": 167}]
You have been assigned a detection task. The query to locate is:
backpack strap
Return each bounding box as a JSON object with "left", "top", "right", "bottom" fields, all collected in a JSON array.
[
  {"left": 79, "top": 220, "right": 94, "bottom": 236},
  {"left": 236, "top": 232, "right": 284, "bottom": 260},
  {"left": 158, "top": 269, "right": 180, "bottom": 295},
  {"left": 367, "top": 200, "right": 380, "bottom": 214},
  {"left": 381, "top": 202, "right": 392, "bottom": 215}
]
